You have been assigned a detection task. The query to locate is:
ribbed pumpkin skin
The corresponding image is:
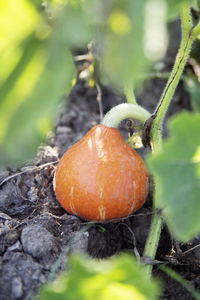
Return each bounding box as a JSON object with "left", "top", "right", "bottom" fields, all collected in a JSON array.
[{"left": 54, "top": 125, "right": 149, "bottom": 221}]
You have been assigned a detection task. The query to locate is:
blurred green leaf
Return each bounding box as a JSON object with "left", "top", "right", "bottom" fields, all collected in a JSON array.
[
  {"left": 38, "top": 253, "right": 160, "bottom": 300},
  {"left": 0, "top": 0, "right": 39, "bottom": 54},
  {"left": 0, "top": 2, "right": 76, "bottom": 166},
  {"left": 0, "top": 39, "right": 75, "bottom": 166},
  {"left": 60, "top": 3, "right": 92, "bottom": 48},
  {"left": 100, "top": 0, "right": 149, "bottom": 90},
  {"left": 166, "top": 0, "right": 194, "bottom": 20},
  {"left": 0, "top": 0, "right": 41, "bottom": 85},
  {"left": 184, "top": 76, "right": 200, "bottom": 112},
  {"left": 47, "top": 0, "right": 94, "bottom": 50},
  {"left": 0, "top": 33, "right": 43, "bottom": 104},
  {"left": 148, "top": 112, "right": 200, "bottom": 241},
  {"left": 0, "top": 0, "right": 100, "bottom": 166}
]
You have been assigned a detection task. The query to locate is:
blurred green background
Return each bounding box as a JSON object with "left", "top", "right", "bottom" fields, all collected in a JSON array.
[{"left": 0, "top": 0, "right": 198, "bottom": 166}]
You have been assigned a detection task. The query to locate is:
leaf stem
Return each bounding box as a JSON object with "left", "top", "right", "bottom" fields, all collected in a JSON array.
[
  {"left": 143, "top": 4, "right": 197, "bottom": 279},
  {"left": 192, "top": 22, "right": 200, "bottom": 37},
  {"left": 124, "top": 82, "right": 137, "bottom": 104}
]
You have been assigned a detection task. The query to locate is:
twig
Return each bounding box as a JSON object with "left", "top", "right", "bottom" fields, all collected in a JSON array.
[
  {"left": 183, "top": 243, "right": 200, "bottom": 255},
  {"left": 0, "top": 211, "right": 12, "bottom": 220},
  {"left": 141, "top": 256, "right": 166, "bottom": 265},
  {"left": 117, "top": 222, "right": 140, "bottom": 262},
  {"left": 74, "top": 54, "right": 93, "bottom": 62},
  {"left": 0, "top": 160, "right": 58, "bottom": 186},
  {"left": 95, "top": 82, "right": 103, "bottom": 121}
]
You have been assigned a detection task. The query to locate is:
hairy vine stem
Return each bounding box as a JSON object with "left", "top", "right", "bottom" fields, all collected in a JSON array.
[
  {"left": 124, "top": 82, "right": 137, "bottom": 105},
  {"left": 101, "top": 103, "right": 150, "bottom": 128},
  {"left": 143, "top": 4, "right": 200, "bottom": 279}
]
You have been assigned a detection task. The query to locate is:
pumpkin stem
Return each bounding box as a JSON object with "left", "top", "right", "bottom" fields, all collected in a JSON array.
[{"left": 101, "top": 103, "right": 151, "bottom": 128}]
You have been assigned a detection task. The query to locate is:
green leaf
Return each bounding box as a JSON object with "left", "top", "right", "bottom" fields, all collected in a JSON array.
[
  {"left": 38, "top": 253, "right": 160, "bottom": 300},
  {"left": 0, "top": 41, "right": 75, "bottom": 166},
  {"left": 61, "top": 4, "right": 92, "bottom": 48},
  {"left": 148, "top": 112, "right": 200, "bottom": 241},
  {"left": 99, "top": 0, "right": 149, "bottom": 90},
  {"left": 0, "top": 0, "right": 40, "bottom": 83},
  {"left": 184, "top": 76, "right": 200, "bottom": 112},
  {"left": 0, "top": 33, "right": 43, "bottom": 104},
  {"left": 0, "top": 3, "right": 76, "bottom": 166}
]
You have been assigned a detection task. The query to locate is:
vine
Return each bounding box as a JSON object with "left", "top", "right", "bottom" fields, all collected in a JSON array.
[{"left": 101, "top": 4, "right": 200, "bottom": 279}]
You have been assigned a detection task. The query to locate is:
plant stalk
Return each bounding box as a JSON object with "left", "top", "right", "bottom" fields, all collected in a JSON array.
[
  {"left": 143, "top": 4, "right": 198, "bottom": 279},
  {"left": 101, "top": 103, "right": 150, "bottom": 128},
  {"left": 152, "top": 7, "right": 195, "bottom": 151},
  {"left": 124, "top": 82, "right": 137, "bottom": 104}
]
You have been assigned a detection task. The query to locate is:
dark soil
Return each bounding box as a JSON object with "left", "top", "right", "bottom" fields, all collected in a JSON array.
[{"left": 0, "top": 21, "right": 200, "bottom": 300}]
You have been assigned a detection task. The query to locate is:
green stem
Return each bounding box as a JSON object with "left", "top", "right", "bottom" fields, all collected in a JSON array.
[
  {"left": 192, "top": 22, "right": 200, "bottom": 37},
  {"left": 143, "top": 134, "right": 163, "bottom": 279},
  {"left": 143, "top": 212, "right": 163, "bottom": 278},
  {"left": 143, "top": 4, "right": 198, "bottom": 279},
  {"left": 153, "top": 6, "right": 195, "bottom": 139},
  {"left": 124, "top": 82, "right": 137, "bottom": 104},
  {"left": 101, "top": 103, "right": 150, "bottom": 128}
]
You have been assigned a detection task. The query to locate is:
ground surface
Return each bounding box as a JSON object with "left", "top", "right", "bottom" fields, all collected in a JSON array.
[{"left": 0, "top": 21, "right": 200, "bottom": 300}]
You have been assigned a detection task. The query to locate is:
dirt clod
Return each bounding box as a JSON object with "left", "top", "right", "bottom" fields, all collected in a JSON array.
[{"left": 21, "top": 225, "right": 55, "bottom": 259}]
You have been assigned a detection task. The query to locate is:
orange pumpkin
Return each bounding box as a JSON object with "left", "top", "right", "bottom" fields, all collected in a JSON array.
[{"left": 53, "top": 124, "right": 149, "bottom": 221}]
